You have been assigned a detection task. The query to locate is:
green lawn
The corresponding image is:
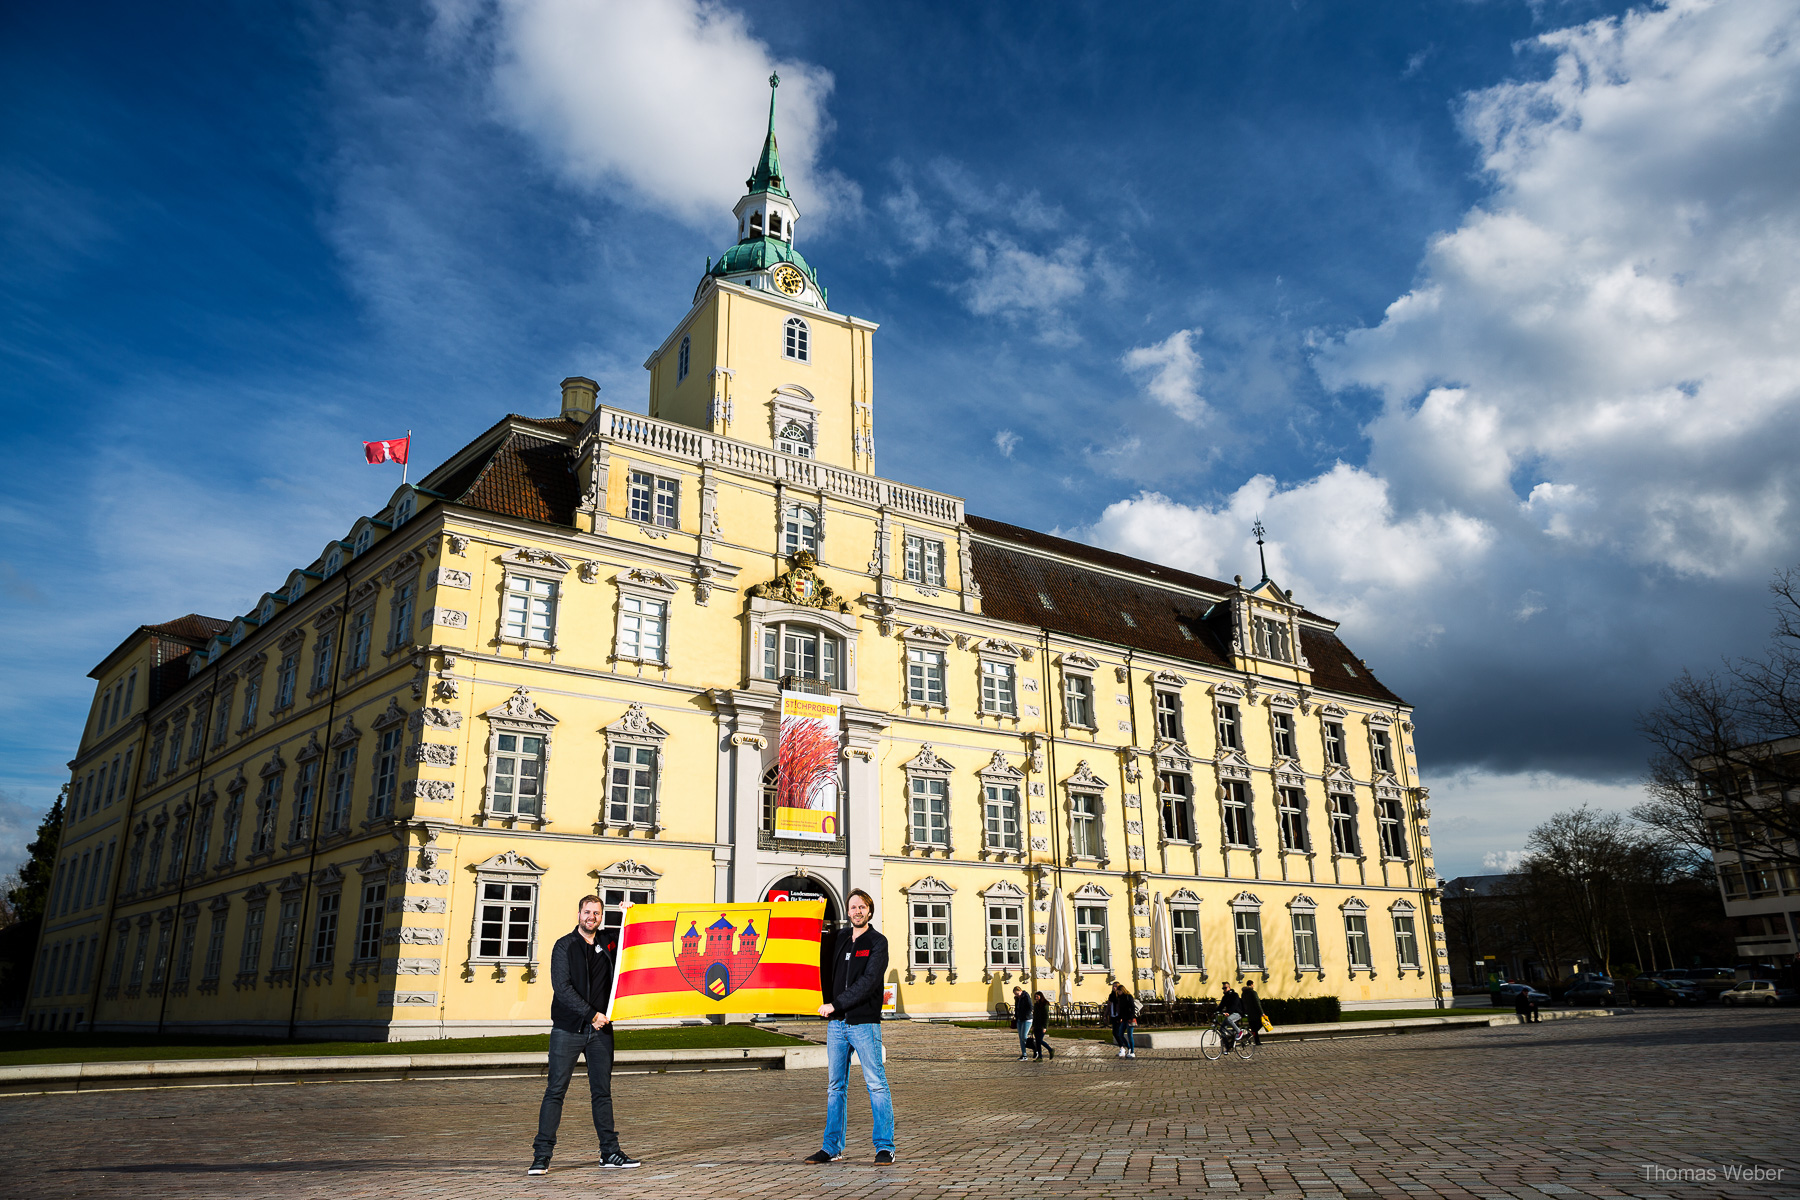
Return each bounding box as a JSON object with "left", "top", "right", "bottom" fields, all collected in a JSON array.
[
  {"left": 0, "top": 1024, "right": 806, "bottom": 1068},
  {"left": 1339, "top": 1008, "right": 1482, "bottom": 1022}
]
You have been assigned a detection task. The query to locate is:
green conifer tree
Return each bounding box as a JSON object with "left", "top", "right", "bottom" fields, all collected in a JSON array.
[{"left": 6, "top": 786, "right": 67, "bottom": 923}]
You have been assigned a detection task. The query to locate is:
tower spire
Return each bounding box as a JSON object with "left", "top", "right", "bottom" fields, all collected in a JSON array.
[{"left": 747, "top": 72, "right": 787, "bottom": 197}]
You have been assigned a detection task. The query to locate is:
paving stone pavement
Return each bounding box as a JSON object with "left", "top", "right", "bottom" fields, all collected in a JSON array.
[{"left": 4, "top": 1007, "right": 1796, "bottom": 1200}]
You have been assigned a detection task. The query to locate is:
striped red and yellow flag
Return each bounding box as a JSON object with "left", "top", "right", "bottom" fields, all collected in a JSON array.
[{"left": 606, "top": 901, "right": 825, "bottom": 1022}]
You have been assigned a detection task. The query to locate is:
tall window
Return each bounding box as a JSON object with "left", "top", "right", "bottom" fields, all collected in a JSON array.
[
  {"left": 1329, "top": 794, "right": 1358, "bottom": 855},
  {"left": 311, "top": 892, "right": 340, "bottom": 967},
  {"left": 1159, "top": 772, "right": 1193, "bottom": 841},
  {"left": 907, "top": 648, "right": 946, "bottom": 705},
  {"left": 762, "top": 622, "right": 840, "bottom": 686},
  {"left": 502, "top": 576, "right": 557, "bottom": 645},
  {"left": 1277, "top": 787, "right": 1308, "bottom": 851},
  {"left": 777, "top": 420, "right": 813, "bottom": 458},
  {"left": 1272, "top": 711, "right": 1296, "bottom": 759},
  {"left": 1393, "top": 913, "right": 1420, "bottom": 969},
  {"left": 275, "top": 650, "right": 298, "bottom": 710},
  {"left": 347, "top": 608, "right": 374, "bottom": 672},
  {"left": 985, "top": 901, "right": 1023, "bottom": 969},
  {"left": 909, "top": 777, "right": 948, "bottom": 848},
  {"left": 628, "top": 472, "right": 679, "bottom": 528},
  {"left": 981, "top": 661, "right": 1017, "bottom": 716},
  {"left": 371, "top": 728, "right": 401, "bottom": 819},
  {"left": 310, "top": 631, "right": 335, "bottom": 694},
  {"left": 356, "top": 882, "right": 387, "bottom": 961},
  {"left": 677, "top": 334, "right": 690, "bottom": 382},
  {"left": 290, "top": 762, "right": 317, "bottom": 842},
  {"left": 781, "top": 505, "right": 819, "bottom": 555},
  {"left": 1377, "top": 797, "right": 1407, "bottom": 859},
  {"left": 202, "top": 910, "right": 227, "bottom": 981},
  {"left": 1345, "top": 912, "right": 1372, "bottom": 969},
  {"left": 1155, "top": 691, "right": 1183, "bottom": 740},
  {"left": 489, "top": 733, "right": 544, "bottom": 817},
  {"left": 1221, "top": 780, "right": 1252, "bottom": 846},
  {"left": 1252, "top": 613, "right": 1294, "bottom": 662},
  {"left": 1216, "top": 702, "right": 1242, "bottom": 750},
  {"left": 1371, "top": 728, "right": 1395, "bottom": 773},
  {"left": 783, "top": 316, "right": 810, "bottom": 362},
  {"left": 904, "top": 535, "right": 945, "bottom": 587},
  {"left": 239, "top": 905, "right": 266, "bottom": 976},
  {"left": 983, "top": 784, "right": 1021, "bottom": 851},
  {"left": 128, "top": 927, "right": 150, "bottom": 990},
  {"left": 144, "top": 825, "right": 166, "bottom": 889},
  {"left": 608, "top": 745, "right": 656, "bottom": 825},
  {"left": 1291, "top": 911, "right": 1320, "bottom": 970},
  {"left": 219, "top": 794, "right": 243, "bottom": 863},
  {"left": 124, "top": 832, "right": 146, "bottom": 894},
  {"left": 1323, "top": 721, "right": 1347, "bottom": 766},
  {"left": 1234, "top": 910, "right": 1264, "bottom": 969},
  {"left": 476, "top": 880, "right": 537, "bottom": 960},
  {"left": 123, "top": 669, "right": 137, "bottom": 717},
  {"left": 188, "top": 710, "right": 207, "bottom": 760},
  {"left": 1172, "top": 907, "right": 1202, "bottom": 969},
  {"left": 150, "top": 922, "right": 173, "bottom": 988},
  {"left": 909, "top": 898, "right": 950, "bottom": 969},
  {"left": 1069, "top": 794, "right": 1102, "bottom": 858},
  {"left": 1063, "top": 674, "right": 1092, "bottom": 727},
  {"left": 617, "top": 595, "right": 668, "bottom": 663},
  {"left": 1075, "top": 904, "right": 1109, "bottom": 969},
  {"left": 272, "top": 898, "right": 301, "bottom": 970},
  {"left": 326, "top": 746, "right": 357, "bottom": 834},
  {"left": 240, "top": 673, "right": 260, "bottom": 729},
  {"left": 601, "top": 881, "right": 654, "bottom": 934},
  {"left": 389, "top": 580, "right": 416, "bottom": 650}
]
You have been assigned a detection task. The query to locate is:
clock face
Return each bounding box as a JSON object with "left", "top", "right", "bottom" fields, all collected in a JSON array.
[{"left": 771, "top": 263, "right": 806, "bottom": 296}]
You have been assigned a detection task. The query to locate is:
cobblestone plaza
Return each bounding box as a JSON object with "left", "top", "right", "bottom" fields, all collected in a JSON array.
[{"left": 6, "top": 1009, "right": 1794, "bottom": 1199}]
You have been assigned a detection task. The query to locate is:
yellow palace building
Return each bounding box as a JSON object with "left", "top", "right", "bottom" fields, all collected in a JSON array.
[{"left": 25, "top": 90, "right": 1448, "bottom": 1037}]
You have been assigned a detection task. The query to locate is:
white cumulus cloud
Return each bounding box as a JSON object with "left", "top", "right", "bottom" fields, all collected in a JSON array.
[{"left": 1122, "top": 328, "right": 1207, "bottom": 423}]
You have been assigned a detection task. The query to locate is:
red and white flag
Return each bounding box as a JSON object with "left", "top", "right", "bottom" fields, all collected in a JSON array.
[{"left": 363, "top": 436, "right": 410, "bottom": 465}]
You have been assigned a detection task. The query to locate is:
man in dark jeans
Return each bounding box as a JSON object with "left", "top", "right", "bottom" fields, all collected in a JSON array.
[
  {"left": 1241, "top": 981, "right": 1265, "bottom": 1046},
  {"left": 528, "top": 895, "right": 639, "bottom": 1175},
  {"left": 805, "top": 888, "right": 895, "bottom": 1165}
]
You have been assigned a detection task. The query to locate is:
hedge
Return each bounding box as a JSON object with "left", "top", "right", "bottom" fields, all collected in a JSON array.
[{"left": 1260, "top": 996, "right": 1341, "bottom": 1025}]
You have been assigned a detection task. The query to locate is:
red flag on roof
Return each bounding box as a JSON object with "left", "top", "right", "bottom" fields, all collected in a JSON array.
[{"left": 364, "top": 436, "right": 410, "bottom": 465}]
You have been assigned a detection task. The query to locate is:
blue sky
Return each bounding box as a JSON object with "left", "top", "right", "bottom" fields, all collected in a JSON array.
[{"left": 5, "top": 0, "right": 1798, "bottom": 879}]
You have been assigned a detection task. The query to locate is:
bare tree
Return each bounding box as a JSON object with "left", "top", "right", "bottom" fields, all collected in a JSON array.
[
  {"left": 1522, "top": 805, "right": 1649, "bottom": 976},
  {"left": 1637, "top": 567, "right": 1800, "bottom": 875}
]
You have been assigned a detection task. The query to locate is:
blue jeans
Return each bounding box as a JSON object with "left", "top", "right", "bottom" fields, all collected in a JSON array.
[
  {"left": 1017, "top": 1019, "right": 1034, "bottom": 1056},
  {"left": 1113, "top": 1020, "right": 1135, "bottom": 1051},
  {"left": 533, "top": 1026, "right": 618, "bottom": 1160},
  {"left": 821, "top": 1020, "right": 895, "bottom": 1155}
]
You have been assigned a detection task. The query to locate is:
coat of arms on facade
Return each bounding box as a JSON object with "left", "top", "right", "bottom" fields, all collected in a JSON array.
[
  {"left": 674, "top": 908, "right": 769, "bottom": 1000},
  {"left": 746, "top": 551, "right": 852, "bottom": 612}
]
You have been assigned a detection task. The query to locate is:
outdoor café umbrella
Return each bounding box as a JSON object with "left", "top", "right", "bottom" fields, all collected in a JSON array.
[
  {"left": 1152, "top": 891, "right": 1177, "bottom": 1002},
  {"left": 1046, "top": 887, "right": 1074, "bottom": 1006}
]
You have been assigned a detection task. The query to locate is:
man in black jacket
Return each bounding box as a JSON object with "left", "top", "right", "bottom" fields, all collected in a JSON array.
[
  {"left": 528, "top": 895, "right": 639, "bottom": 1175},
  {"left": 804, "top": 889, "right": 896, "bottom": 1165},
  {"left": 1241, "top": 981, "right": 1264, "bottom": 1046}
]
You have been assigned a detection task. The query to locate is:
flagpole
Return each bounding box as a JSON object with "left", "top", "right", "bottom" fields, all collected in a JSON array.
[{"left": 403, "top": 429, "right": 411, "bottom": 485}]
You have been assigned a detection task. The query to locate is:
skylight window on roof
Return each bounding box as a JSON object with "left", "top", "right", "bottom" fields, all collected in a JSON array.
[
  {"left": 1037, "top": 592, "right": 1055, "bottom": 610},
  {"left": 1120, "top": 612, "right": 1137, "bottom": 627},
  {"left": 1343, "top": 662, "right": 1358, "bottom": 677},
  {"left": 1178, "top": 626, "right": 1194, "bottom": 640}
]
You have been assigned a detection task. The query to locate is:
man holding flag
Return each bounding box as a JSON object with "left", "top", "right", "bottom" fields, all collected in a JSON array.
[
  {"left": 805, "top": 888, "right": 896, "bottom": 1165},
  {"left": 527, "top": 895, "right": 639, "bottom": 1175}
]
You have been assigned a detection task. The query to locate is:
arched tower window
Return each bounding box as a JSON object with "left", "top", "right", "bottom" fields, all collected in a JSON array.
[
  {"left": 677, "top": 335, "right": 690, "bottom": 383},
  {"left": 784, "top": 317, "right": 810, "bottom": 363},
  {"left": 768, "top": 211, "right": 782, "bottom": 238},
  {"left": 750, "top": 211, "right": 764, "bottom": 235},
  {"left": 777, "top": 419, "right": 813, "bottom": 458}
]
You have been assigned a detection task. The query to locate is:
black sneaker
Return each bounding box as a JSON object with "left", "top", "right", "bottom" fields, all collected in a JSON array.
[
  {"left": 874, "top": 1150, "right": 895, "bottom": 1164},
  {"left": 600, "top": 1151, "right": 640, "bottom": 1169},
  {"left": 804, "top": 1150, "right": 841, "bottom": 1164},
  {"left": 527, "top": 1158, "right": 550, "bottom": 1175}
]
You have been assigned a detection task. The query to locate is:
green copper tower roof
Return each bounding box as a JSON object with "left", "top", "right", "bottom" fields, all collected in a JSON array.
[{"left": 746, "top": 72, "right": 787, "bottom": 198}]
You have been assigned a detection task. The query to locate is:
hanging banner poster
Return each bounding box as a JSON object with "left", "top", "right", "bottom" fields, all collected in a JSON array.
[{"left": 776, "top": 690, "right": 842, "bottom": 840}]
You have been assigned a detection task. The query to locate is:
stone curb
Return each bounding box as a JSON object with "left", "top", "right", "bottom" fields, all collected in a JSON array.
[
  {"left": 0, "top": 1044, "right": 829, "bottom": 1096},
  {"left": 1130, "top": 1006, "right": 1621, "bottom": 1049}
]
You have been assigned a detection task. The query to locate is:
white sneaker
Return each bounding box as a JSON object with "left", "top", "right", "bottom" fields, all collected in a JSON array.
[
  {"left": 1128, "top": 1050, "right": 1136, "bottom": 1058},
  {"left": 1116, "top": 1048, "right": 1125, "bottom": 1057}
]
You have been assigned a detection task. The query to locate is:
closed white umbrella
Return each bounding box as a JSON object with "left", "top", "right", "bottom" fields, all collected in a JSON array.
[
  {"left": 1046, "top": 887, "right": 1074, "bottom": 1007},
  {"left": 1151, "top": 892, "right": 1177, "bottom": 1003}
]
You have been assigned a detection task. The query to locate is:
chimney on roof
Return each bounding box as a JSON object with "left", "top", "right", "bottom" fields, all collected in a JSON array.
[{"left": 560, "top": 376, "right": 599, "bottom": 422}]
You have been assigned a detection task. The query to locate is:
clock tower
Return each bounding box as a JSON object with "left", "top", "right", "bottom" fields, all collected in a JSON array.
[{"left": 645, "top": 75, "right": 877, "bottom": 475}]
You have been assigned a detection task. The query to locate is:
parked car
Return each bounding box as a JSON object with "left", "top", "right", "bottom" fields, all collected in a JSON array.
[
  {"left": 1563, "top": 980, "right": 1624, "bottom": 1006},
  {"left": 1721, "top": 980, "right": 1797, "bottom": 1006},
  {"left": 1682, "top": 967, "right": 1740, "bottom": 999},
  {"left": 1627, "top": 977, "right": 1706, "bottom": 1007},
  {"left": 1492, "top": 983, "right": 1550, "bottom": 1006}
]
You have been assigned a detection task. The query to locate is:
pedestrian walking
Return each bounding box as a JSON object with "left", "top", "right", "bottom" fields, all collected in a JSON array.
[
  {"left": 1029, "top": 990, "right": 1055, "bottom": 1060},
  {"left": 1241, "top": 981, "right": 1264, "bottom": 1046},
  {"left": 805, "top": 889, "right": 896, "bottom": 1165},
  {"left": 528, "top": 895, "right": 639, "bottom": 1175},
  {"left": 1107, "top": 982, "right": 1138, "bottom": 1058},
  {"left": 1010, "top": 986, "right": 1033, "bottom": 1060}
]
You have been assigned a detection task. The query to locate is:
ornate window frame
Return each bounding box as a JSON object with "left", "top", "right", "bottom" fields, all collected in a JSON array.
[
  {"left": 976, "top": 751, "right": 1025, "bottom": 862},
  {"left": 304, "top": 863, "right": 346, "bottom": 983},
  {"left": 613, "top": 568, "right": 676, "bottom": 668},
  {"left": 1070, "top": 880, "right": 1113, "bottom": 981},
  {"left": 382, "top": 552, "right": 422, "bottom": 655},
  {"left": 274, "top": 629, "right": 304, "bottom": 713},
  {"left": 481, "top": 688, "right": 557, "bottom": 827},
  {"left": 250, "top": 752, "right": 285, "bottom": 860},
  {"left": 1218, "top": 775, "right": 1256, "bottom": 849},
  {"left": 1325, "top": 778, "right": 1361, "bottom": 858},
  {"left": 902, "top": 529, "right": 947, "bottom": 590},
  {"left": 367, "top": 698, "right": 408, "bottom": 824},
  {"left": 600, "top": 703, "right": 669, "bottom": 837},
  {"left": 1168, "top": 887, "right": 1204, "bottom": 977},
  {"left": 772, "top": 386, "right": 816, "bottom": 455},
  {"left": 752, "top": 598, "right": 858, "bottom": 691},
  {"left": 596, "top": 859, "right": 661, "bottom": 933},
  {"left": 1287, "top": 894, "right": 1324, "bottom": 979},
  {"left": 1060, "top": 652, "right": 1098, "bottom": 730},
  {"left": 220, "top": 771, "right": 248, "bottom": 867},
  {"left": 975, "top": 638, "right": 1022, "bottom": 719},
  {"left": 901, "top": 745, "right": 954, "bottom": 857},
  {"left": 1341, "top": 896, "right": 1375, "bottom": 976},
  {"left": 1389, "top": 897, "right": 1423, "bottom": 974},
  {"left": 1155, "top": 759, "right": 1196, "bottom": 846},
  {"left": 497, "top": 547, "right": 572, "bottom": 652},
  {"left": 1375, "top": 789, "right": 1409, "bottom": 862},
  {"left": 1151, "top": 670, "right": 1187, "bottom": 741},
  {"left": 349, "top": 852, "right": 391, "bottom": 979},
  {"left": 1063, "top": 759, "right": 1110, "bottom": 867},
  {"left": 1319, "top": 702, "right": 1350, "bottom": 767},
  {"left": 466, "top": 849, "right": 547, "bottom": 981},
  {"left": 902, "top": 624, "right": 952, "bottom": 713},
  {"left": 1230, "top": 890, "right": 1267, "bottom": 977},
  {"left": 321, "top": 715, "right": 363, "bottom": 840},
  {"left": 782, "top": 315, "right": 811, "bottom": 364},
  {"left": 900, "top": 875, "right": 955, "bottom": 983},
  {"left": 341, "top": 579, "right": 381, "bottom": 680},
  {"left": 235, "top": 883, "right": 268, "bottom": 990},
  {"left": 978, "top": 878, "right": 1027, "bottom": 981},
  {"left": 1275, "top": 781, "right": 1311, "bottom": 854},
  {"left": 288, "top": 732, "right": 323, "bottom": 847}
]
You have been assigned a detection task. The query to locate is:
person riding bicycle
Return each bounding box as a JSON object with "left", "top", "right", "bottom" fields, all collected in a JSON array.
[{"left": 1219, "top": 984, "right": 1245, "bottom": 1048}]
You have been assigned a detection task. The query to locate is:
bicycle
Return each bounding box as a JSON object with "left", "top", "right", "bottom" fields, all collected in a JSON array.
[{"left": 1199, "top": 1011, "right": 1255, "bottom": 1061}]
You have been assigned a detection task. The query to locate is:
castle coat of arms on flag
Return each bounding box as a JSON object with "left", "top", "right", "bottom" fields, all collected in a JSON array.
[{"left": 605, "top": 900, "right": 826, "bottom": 1022}]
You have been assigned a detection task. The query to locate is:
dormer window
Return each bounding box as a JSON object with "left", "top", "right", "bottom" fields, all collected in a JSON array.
[
  {"left": 394, "top": 492, "right": 416, "bottom": 526},
  {"left": 259, "top": 599, "right": 276, "bottom": 624},
  {"left": 352, "top": 527, "right": 372, "bottom": 557},
  {"left": 783, "top": 317, "right": 810, "bottom": 363},
  {"left": 323, "top": 548, "right": 343, "bottom": 579},
  {"left": 1252, "top": 612, "right": 1293, "bottom": 662}
]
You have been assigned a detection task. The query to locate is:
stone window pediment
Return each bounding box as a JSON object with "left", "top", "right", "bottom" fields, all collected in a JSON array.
[
  {"left": 1215, "top": 751, "right": 1253, "bottom": 782},
  {"left": 370, "top": 698, "right": 408, "bottom": 732},
  {"left": 976, "top": 637, "right": 1022, "bottom": 659},
  {"left": 330, "top": 716, "right": 362, "bottom": 749},
  {"left": 603, "top": 702, "right": 668, "bottom": 743},
  {"left": 277, "top": 871, "right": 307, "bottom": 896},
  {"left": 278, "top": 627, "right": 306, "bottom": 652},
  {"left": 1211, "top": 682, "right": 1245, "bottom": 700},
  {"left": 901, "top": 875, "right": 955, "bottom": 897},
  {"left": 1389, "top": 898, "right": 1416, "bottom": 914},
  {"left": 1320, "top": 702, "right": 1348, "bottom": 719},
  {"left": 294, "top": 732, "right": 324, "bottom": 764},
  {"left": 1367, "top": 712, "right": 1394, "bottom": 729},
  {"left": 381, "top": 551, "right": 423, "bottom": 586},
  {"left": 977, "top": 751, "right": 1023, "bottom": 782},
  {"left": 1229, "top": 890, "right": 1262, "bottom": 911},
  {"left": 242, "top": 882, "right": 270, "bottom": 904},
  {"left": 1340, "top": 896, "right": 1368, "bottom": 913},
  {"left": 209, "top": 894, "right": 232, "bottom": 912},
  {"left": 903, "top": 744, "right": 954, "bottom": 776},
  {"left": 1061, "top": 651, "right": 1100, "bottom": 671},
  {"left": 1070, "top": 881, "right": 1111, "bottom": 901},
  {"left": 1287, "top": 894, "right": 1318, "bottom": 911},
  {"left": 1267, "top": 691, "right": 1298, "bottom": 711},
  {"left": 473, "top": 849, "right": 547, "bottom": 878},
  {"left": 484, "top": 688, "right": 558, "bottom": 731},
  {"left": 259, "top": 753, "right": 286, "bottom": 780},
  {"left": 597, "top": 859, "right": 662, "bottom": 885},
  {"left": 502, "top": 547, "right": 573, "bottom": 577},
  {"left": 1150, "top": 669, "right": 1188, "bottom": 687},
  {"left": 225, "top": 769, "right": 249, "bottom": 796},
  {"left": 616, "top": 568, "right": 678, "bottom": 594},
  {"left": 1168, "top": 887, "right": 1202, "bottom": 904},
  {"left": 349, "top": 579, "right": 380, "bottom": 606},
  {"left": 1063, "top": 759, "right": 1109, "bottom": 791},
  {"left": 902, "top": 624, "right": 954, "bottom": 646},
  {"left": 978, "top": 879, "right": 1027, "bottom": 901},
  {"left": 355, "top": 849, "right": 394, "bottom": 877}
]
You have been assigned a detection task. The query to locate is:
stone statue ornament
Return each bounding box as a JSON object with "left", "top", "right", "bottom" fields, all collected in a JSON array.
[{"left": 746, "top": 551, "right": 853, "bottom": 612}]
